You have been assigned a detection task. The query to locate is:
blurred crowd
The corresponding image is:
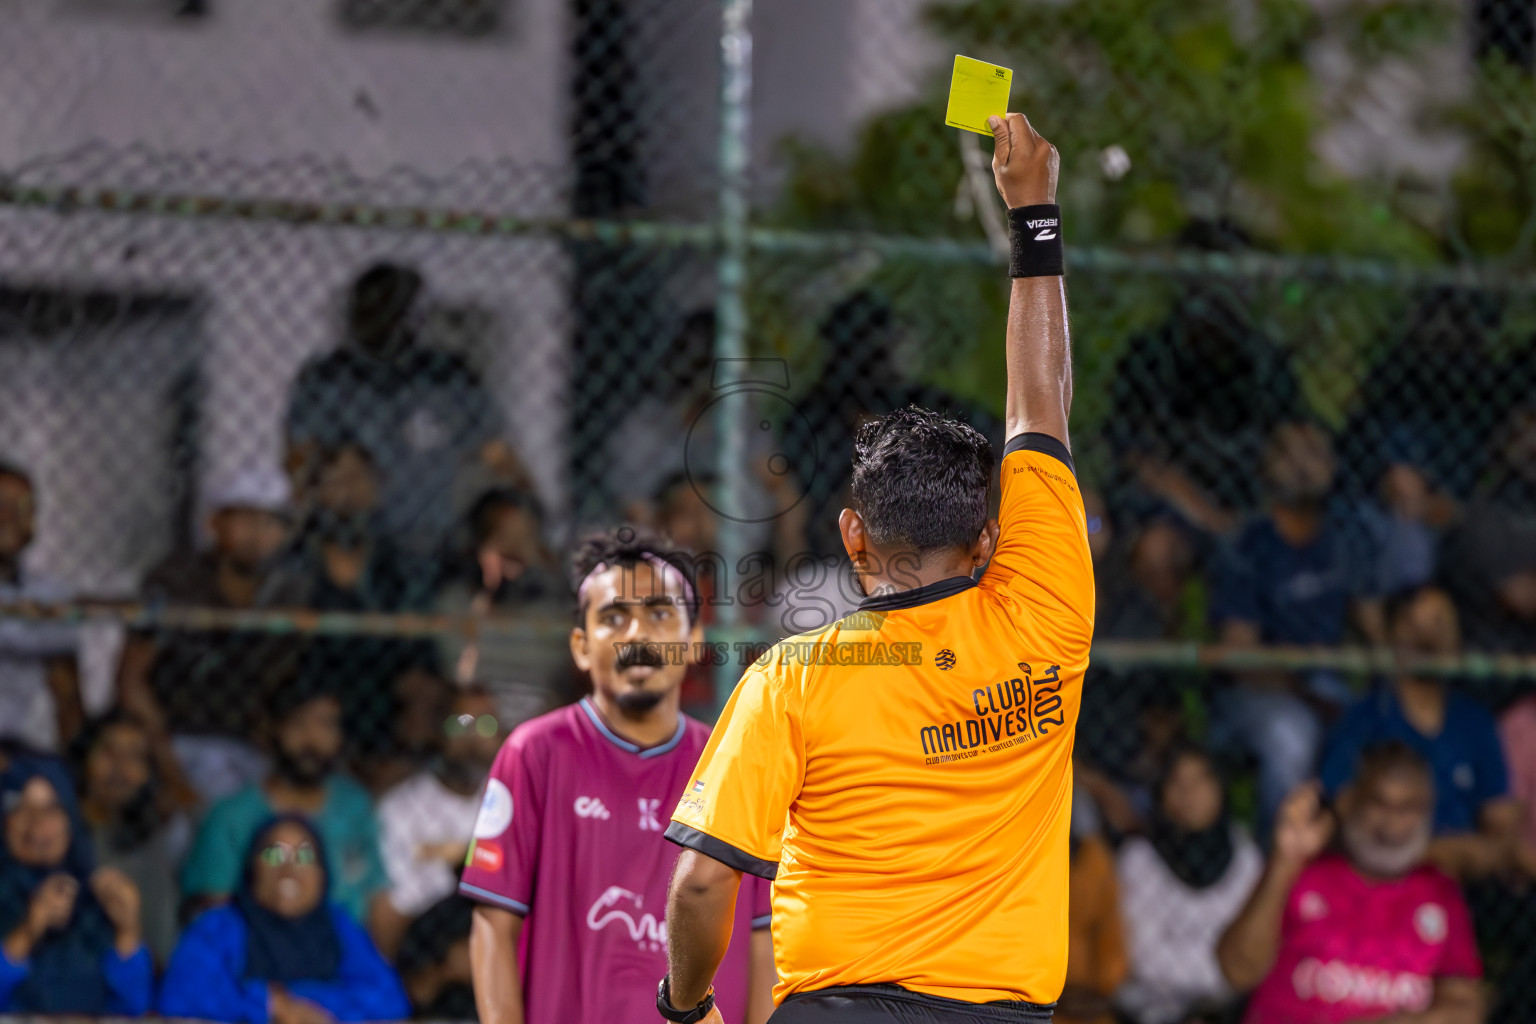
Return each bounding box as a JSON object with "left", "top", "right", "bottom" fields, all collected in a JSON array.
[
  {"left": 0, "top": 260, "right": 1533, "bottom": 1021},
  {"left": 1067, "top": 278, "right": 1536, "bottom": 1024}
]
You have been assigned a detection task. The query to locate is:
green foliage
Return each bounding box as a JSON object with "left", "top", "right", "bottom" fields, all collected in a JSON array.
[
  {"left": 777, "top": 0, "right": 1452, "bottom": 256},
  {"left": 1451, "top": 56, "right": 1536, "bottom": 261},
  {"left": 760, "top": 0, "right": 1479, "bottom": 419}
]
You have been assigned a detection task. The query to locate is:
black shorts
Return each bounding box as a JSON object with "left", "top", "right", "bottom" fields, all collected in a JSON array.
[{"left": 768, "top": 985, "right": 1054, "bottom": 1023}]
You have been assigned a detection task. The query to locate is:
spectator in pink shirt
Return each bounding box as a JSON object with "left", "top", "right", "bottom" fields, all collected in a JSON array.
[
  {"left": 1218, "top": 741, "right": 1483, "bottom": 1024},
  {"left": 1496, "top": 698, "right": 1536, "bottom": 859}
]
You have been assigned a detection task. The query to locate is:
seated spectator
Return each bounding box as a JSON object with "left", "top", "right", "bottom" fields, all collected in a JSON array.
[
  {"left": 397, "top": 895, "right": 476, "bottom": 1020},
  {"left": 1210, "top": 422, "right": 1384, "bottom": 833},
  {"left": 0, "top": 461, "right": 82, "bottom": 753},
  {"left": 1116, "top": 746, "right": 1262, "bottom": 1024},
  {"left": 71, "top": 711, "right": 188, "bottom": 964},
  {"left": 0, "top": 758, "right": 151, "bottom": 1014},
  {"left": 160, "top": 815, "right": 409, "bottom": 1024},
  {"left": 1218, "top": 743, "right": 1483, "bottom": 1024},
  {"left": 1321, "top": 585, "right": 1526, "bottom": 881},
  {"left": 1106, "top": 267, "right": 1303, "bottom": 532},
  {"left": 435, "top": 488, "right": 571, "bottom": 723},
  {"left": 1058, "top": 790, "right": 1128, "bottom": 1024},
  {"left": 373, "top": 685, "right": 504, "bottom": 956},
  {"left": 1494, "top": 691, "right": 1536, "bottom": 1022},
  {"left": 285, "top": 262, "right": 525, "bottom": 559},
  {"left": 1343, "top": 287, "right": 1505, "bottom": 503},
  {"left": 1441, "top": 403, "right": 1536, "bottom": 652},
  {"left": 603, "top": 310, "right": 717, "bottom": 524},
  {"left": 1357, "top": 451, "right": 1448, "bottom": 596},
  {"left": 1077, "top": 491, "right": 1203, "bottom": 835},
  {"left": 181, "top": 677, "right": 388, "bottom": 926},
  {"left": 1498, "top": 695, "right": 1536, "bottom": 868},
  {"left": 265, "top": 441, "right": 437, "bottom": 760},
  {"left": 265, "top": 442, "right": 436, "bottom": 613},
  {"left": 117, "top": 468, "right": 297, "bottom": 808},
  {"left": 354, "top": 660, "right": 453, "bottom": 797}
]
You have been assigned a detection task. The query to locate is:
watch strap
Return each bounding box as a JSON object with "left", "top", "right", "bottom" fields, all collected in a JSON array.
[{"left": 656, "top": 976, "right": 716, "bottom": 1024}]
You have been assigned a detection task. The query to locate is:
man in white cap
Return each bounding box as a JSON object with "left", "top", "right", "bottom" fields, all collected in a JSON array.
[{"left": 117, "top": 467, "right": 300, "bottom": 807}]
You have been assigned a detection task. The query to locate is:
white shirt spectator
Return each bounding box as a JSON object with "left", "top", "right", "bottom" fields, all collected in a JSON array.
[
  {"left": 1115, "top": 826, "right": 1263, "bottom": 1024},
  {"left": 378, "top": 769, "right": 482, "bottom": 917},
  {"left": 0, "top": 570, "right": 76, "bottom": 751}
]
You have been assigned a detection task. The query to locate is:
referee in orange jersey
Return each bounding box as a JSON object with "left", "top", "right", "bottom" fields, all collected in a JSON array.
[{"left": 656, "top": 111, "right": 1089, "bottom": 1024}]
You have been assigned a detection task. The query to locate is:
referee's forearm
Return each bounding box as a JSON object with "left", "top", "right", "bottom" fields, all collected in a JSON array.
[
  {"left": 1003, "top": 274, "right": 1072, "bottom": 444},
  {"left": 665, "top": 849, "right": 744, "bottom": 1007}
]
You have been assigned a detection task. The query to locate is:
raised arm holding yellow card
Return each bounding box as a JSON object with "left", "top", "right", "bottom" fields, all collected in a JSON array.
[{"left": 945, "top": 55, "right": 1013, "bottom": 134}]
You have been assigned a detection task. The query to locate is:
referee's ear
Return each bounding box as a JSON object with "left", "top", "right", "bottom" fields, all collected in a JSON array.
[
  {"left": 837, "top": 508, "right": 868, "bottom": 565},
  {"left": 972, "top": 519, "right": 1000, "bottom": 569}
]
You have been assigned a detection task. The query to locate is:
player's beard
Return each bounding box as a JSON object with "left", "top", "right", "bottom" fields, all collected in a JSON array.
[
  {"left": 273, "top": 746, "right": 335, "bottom": 788},
  {"left": 1342, "top": 815, "right": 1431, "bottom": 878},
  {"left": 613, "top": 688, "right": 667, "bottom": 714},
  {"left": 608, "top": 641, "right": 672, "bottom": 714}
]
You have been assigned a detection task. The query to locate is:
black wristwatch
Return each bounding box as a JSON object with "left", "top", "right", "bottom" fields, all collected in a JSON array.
[{"left": 657, "top": 976, "right": 716, "bottom": 1023}]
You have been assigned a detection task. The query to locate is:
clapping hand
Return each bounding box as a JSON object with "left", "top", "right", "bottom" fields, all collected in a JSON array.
[
  {"left": 4, "top": 873, "right": 78, "bottom": 962},
  {"left": 1274, "top": 783, "right": 1334, "bottom": 866},
  {"left": 90, "top": 867, "right": 142, "bottom": 955},
  {"left": 28, "top": 873, "right": 79, "bottom": 937}
]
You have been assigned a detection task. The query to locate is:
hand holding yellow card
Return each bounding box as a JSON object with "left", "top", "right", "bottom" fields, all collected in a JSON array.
[{"left": 945, "top": 55, "right": 1013, "bottom": 135}]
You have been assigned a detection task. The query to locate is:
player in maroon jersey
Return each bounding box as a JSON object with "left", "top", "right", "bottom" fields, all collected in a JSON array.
[{"left": 463, "top": 526, "right": 774, "bottom": 1024}]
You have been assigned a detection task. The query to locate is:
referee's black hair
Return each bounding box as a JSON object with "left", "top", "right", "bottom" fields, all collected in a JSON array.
[
  {"left": 850, "top": 405, "right": 994, "bottom": 552},
  {"left": 570, "top": 525, "right": 702, "bottom": 627}
]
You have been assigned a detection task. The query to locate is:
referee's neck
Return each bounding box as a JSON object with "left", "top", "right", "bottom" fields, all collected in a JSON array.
[{"left": 857, "top": 545, "right": 978, "bottom": 597}]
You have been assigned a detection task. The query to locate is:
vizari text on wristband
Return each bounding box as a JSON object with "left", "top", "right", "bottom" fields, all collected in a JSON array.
[{"left": 1008, "top": 204, "right": 1064, "bottom": 278}]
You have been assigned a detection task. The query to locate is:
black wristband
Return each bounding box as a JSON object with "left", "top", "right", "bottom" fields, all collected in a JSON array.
[
  {"left": 1007, "top": 204, "right": 1064, "bottom": 278},
  {"left": 657, "top": 977, "right": 716, "bottom": 1024}
]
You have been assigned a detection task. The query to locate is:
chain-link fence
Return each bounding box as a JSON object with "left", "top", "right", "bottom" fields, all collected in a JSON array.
[{"left": 2, "top": 0, "right": 1536, "bottom": 1021}]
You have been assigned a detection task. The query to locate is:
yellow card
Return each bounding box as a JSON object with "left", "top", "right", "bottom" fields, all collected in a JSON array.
[{"left": 944, "top": 54, "right": 1013, "bottom": 135}]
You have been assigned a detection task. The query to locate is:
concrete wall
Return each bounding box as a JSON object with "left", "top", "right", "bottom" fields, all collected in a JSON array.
[{"left": 0, "top": 0, "right": 574, "bottom": 592}]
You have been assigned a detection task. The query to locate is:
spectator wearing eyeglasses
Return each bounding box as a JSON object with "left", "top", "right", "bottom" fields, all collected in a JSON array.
[
  {"left": 160, "top": 815, "right": 408, "bottom": 1024},
  {"left": 372, "top": 686, "right": 506, "bottom": 958}
]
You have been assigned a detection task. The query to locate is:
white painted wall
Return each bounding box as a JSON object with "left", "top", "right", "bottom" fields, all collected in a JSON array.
[{"left": 0, "top": 0, "right": 574, "bottom": 593}]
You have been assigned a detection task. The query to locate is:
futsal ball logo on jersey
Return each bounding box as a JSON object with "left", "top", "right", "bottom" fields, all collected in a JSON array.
[
  {"left": 474, "top": 779, "right": 514, "bottom": 839},
  {"left": 1415, "top": 903, "right": 1448, "bottom": 944},
  {"left": 935, "top": 649, "right": 957, "bottom": 671}
]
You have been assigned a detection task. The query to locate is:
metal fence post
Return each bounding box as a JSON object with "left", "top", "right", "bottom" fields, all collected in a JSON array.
[{"left": 712, "top": 0, "right": 753, "bottom": 715}]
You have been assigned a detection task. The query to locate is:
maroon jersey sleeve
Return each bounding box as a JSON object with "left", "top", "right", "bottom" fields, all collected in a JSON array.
[
  {"left": 1435, "top": 878, "right": 1483, "bottom": 980},
  {"left": 459, "top": 727, "right": 545, "bottom": 914}
]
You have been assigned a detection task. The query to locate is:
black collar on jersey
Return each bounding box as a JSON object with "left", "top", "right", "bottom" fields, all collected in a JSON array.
[
  {"left": 858, "top": 574, "right": 976, "bottom": 612},
  {"left": 1002, "top": 431, "right": 1075, "bottom": 474}
]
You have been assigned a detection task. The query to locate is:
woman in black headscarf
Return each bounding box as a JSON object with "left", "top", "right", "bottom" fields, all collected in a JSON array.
[
  {"left": 1114, "top": 745, "right": 1263, "bottom": 1024},
  {"left": 159, "top": 814, "right": 408, "bottom": 1024},
  {"left": 0, "top": 757, "right": 152, "bottom": 1015}
]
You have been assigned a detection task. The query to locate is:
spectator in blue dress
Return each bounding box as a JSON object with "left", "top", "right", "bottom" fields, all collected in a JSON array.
[
  {"left": 0, "top": 758, "right": 151, "bottom": 1015},
  {"left": 161, "top": 815, "right": 409, "bottom": 1024},
  {"left": 1320, "top": 585, "right": 1529, "bottom": 881},
  {"left": 1210, "top": 422, "right": 1385, "bottom": 833}
]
